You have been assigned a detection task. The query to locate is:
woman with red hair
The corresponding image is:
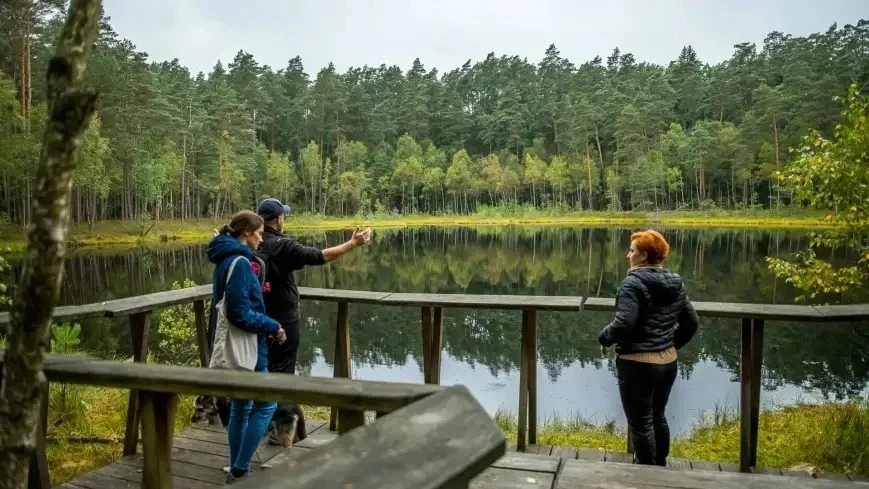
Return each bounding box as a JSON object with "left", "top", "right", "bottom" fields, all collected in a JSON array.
[{"left": 598, "top": 229, "right": 699, "bottom": 467}]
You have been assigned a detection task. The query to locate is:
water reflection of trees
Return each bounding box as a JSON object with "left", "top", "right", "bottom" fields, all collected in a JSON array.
[{"left": 3, "top": 227, "right": 867, "bottom": 399}]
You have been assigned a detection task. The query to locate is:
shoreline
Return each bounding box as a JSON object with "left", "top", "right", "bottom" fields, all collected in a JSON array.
[{"left": 0, "top": 211, "right": 832, "bottom": 252}]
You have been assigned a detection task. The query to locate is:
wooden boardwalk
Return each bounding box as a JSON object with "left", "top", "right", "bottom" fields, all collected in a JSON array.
[{"left": 55, "top": 419, "right": 867, "bottom": 489}]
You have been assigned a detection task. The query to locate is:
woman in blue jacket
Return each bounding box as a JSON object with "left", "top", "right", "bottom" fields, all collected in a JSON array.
[{"left": 208, "top": 210, "right": 286, "bottom": 484}]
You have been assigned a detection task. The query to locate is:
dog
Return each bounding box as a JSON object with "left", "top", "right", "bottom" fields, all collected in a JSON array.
[{"left": 192, "top": 396, "right": 307, "bottom": 448}]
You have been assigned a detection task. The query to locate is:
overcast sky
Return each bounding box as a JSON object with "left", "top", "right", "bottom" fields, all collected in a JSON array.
[{"left": 101, "top": 0, "right": 866, "bottom": 76}]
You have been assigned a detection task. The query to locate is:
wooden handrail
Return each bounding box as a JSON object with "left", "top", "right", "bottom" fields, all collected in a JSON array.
[
  {"left": 3, "top": 284, "right": 867, "bottom": 484},
  {"left": 0, "top": 352, "right": 501, "bottom": 489},
  {"left": 3, "top": 285, "right": 869, "bottom": 326},
  {"left": 236, "top": 386, "right": 506, "bottom": 489}
]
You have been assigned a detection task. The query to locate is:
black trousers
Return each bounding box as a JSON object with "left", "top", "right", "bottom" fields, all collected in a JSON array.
[
  {"left": 616, "top": 357, "right": 678, "bottom": 466},
  {"left": 267, "top": 318, "right": 301, "bottom": 375}
]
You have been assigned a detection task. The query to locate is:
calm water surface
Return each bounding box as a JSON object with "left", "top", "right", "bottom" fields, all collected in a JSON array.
[{"left": 7, "top": 226, "right": 868, "bottom": 434}]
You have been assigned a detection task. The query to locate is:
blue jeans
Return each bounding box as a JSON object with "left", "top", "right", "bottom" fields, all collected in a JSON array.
[{"left": 228, "top": 398, "right": 277, "bottom": 472}]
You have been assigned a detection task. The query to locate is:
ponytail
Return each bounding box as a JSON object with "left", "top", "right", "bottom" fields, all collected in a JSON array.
[{"left": 219, "top": 223, "right": 236, "bottom": 236}]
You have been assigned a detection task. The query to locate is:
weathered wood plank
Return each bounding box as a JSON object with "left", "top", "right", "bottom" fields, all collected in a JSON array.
[
  {"left": 0, "top": 302, "right": 107, "bottom": 327},
  {"left": 24, "top": 355, "right": 441, "bottom": 411},
  {"left": 139, "top": 391, "right": 177, "bottom": 489},
  {"left": 556, "top": 459, "right": 856, "bottom": 488},
  {"left": 666, "top": 457, "right": 691, "bottom": 470},
  {"left": 116, "top": 454, "right": 226, "bottom": 484},
  {"left": 89, "top": 462, "right": 219, "bottom": 489},
  {"left": 550, "top": 445, "right": 578, "bottom": 460},
  {"left": 471, "top": 467, "right": 554, "bottom": 489},
  {"left": 299, "top": 287, "right": 393, "bottom": 303},
  {"left": 605, "top": 450, "right": 632, "bottom": 463},
  {"left": 380, "top": 292, "right": 584, "bottom": 311},
  {"left": 123, "top": 311, "right": 152, "bottom": 456},
  {"left": 576, "top": 448, "right": 606, "bottom": 462},
  {"left": 688, "top": 460, "right": 721, "bottom": 472},
  {"left": 490, "top": 452, "right": 559, "bottom": 473},
  {"left": 104, "top": 285, "right": 211, "bottom": 317},
  {"left": 583, "top": 297, "right": 825, "bottom": 321},
  {"left": 233, "top": 386, "right": 506, "bottom": 489},
  {"left": 65, "top": 470, "right": 140, "bottom": 489},
  {"left": 813, "top": 303, "right": 869, "bottom": 321}
]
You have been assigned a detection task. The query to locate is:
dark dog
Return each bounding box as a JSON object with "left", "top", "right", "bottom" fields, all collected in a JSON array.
[{"left": 191, "top": 396, "right": 307, "bottom": 447}]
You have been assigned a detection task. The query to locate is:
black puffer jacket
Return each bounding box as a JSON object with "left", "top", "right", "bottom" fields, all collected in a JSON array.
[{"left": 598, "top": 267, "right": 699, "bottom": 355}]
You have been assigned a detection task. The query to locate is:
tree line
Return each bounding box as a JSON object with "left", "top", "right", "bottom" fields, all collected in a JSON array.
[{"left": 1, "top": 3, "right": 868, "bottom": 226}]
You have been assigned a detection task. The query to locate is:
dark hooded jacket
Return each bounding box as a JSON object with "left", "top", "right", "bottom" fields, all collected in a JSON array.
[
  {"left": 207, "top": 234, "right": 281, "bottom": 372},
  {"left": 598, "top": 267, "right": 699, "bottom": 355}
]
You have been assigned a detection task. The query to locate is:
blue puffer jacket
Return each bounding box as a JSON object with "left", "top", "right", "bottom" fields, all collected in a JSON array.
[{"left": 207, "top": 235, "right": 280, "bottom": 372}]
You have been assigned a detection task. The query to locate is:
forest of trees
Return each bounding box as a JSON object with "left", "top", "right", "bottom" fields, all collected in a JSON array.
[{"left": 1, "top": 3, "right": 868, "bottom": 226}]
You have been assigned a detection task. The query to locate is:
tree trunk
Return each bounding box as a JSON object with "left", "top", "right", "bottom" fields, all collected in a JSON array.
[{"left": 0, "top": 2, "right": 101, "bottom": 488}]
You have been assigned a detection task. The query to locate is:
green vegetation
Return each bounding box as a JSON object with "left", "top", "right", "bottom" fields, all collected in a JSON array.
[
  {"left": 1, "top": 9, "right": 868, "bottom": 227},
  {"left": 495, "top": 401, "right": 869, "bottom": 477},
  {"left": 0, "top": 207, "right": 831, "bottom": 251},
  {"left": 767, "top": 84, "right": 869, "bottom": 302}
]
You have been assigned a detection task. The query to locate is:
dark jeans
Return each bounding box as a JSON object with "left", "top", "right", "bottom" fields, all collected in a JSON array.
[{"left": 616, "top": 357, "right": 678, "bottom": 466}]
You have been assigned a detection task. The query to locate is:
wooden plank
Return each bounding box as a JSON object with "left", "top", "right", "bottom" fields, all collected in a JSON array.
[
  {"left": 380, "top": 292, "right": 584, "bottom": 311},
  {"left": 550, "top": 445, "right": 578, "bottom": 461},
  {"left": 233, "top": 386, "right": 506, "bottom": 489},
  {"left": 583, "top": 297, "right": 825, "bottom": 321},
  {"left": 65, "top": 470, "right": 140, "bottom": 489},
  {"left": 470, "top": 466, "right": 554, "bottom": 489},
  {"left": 490, "top": 452, "right": 559, "bottom": 473},
  {"left": 555, "top": 459, "right": 857, "bottom": 488},
  {"left": 813, "top": 303, "right": 869, "bottom": 322},
  {"left": 604, "top": 450, "right": 632, "bottom": 464},
  {"left": 666, "top": 457, "right": 691, "bottom": 470},
  {"left": 116, "top": 454, "right": 226, "bottom": 484},
  {"left": 576, "top": 448, "right": 606, "bottom": 462},
  {"left": 104, "top": 285, "right": 211, "bottom": 317},
  {"left": 176, "top": 427, "right": 229, "bottom": 445},
  {"left": 0, "top": 302, "right": 107, "bottom": 328},
  {"left": 139, "top": 391, "right": 177, "bottom": 489},
  {"left": 24, "top": 355, "right": 442, "bottom": 412},
  {"left": 689, "top": 460, "right": 721, "bottom": 472},
  {"left": 88, "top": 462, "right": 219, "bottom": 489},
  {"left": 299, "top": 287, "right": 393, "bottom": 304}
]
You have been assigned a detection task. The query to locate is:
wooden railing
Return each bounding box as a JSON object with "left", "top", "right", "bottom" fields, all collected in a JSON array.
[
  {"left": 0, "top": 352, "right": 504, "bottom": 489},
  {"left": 2, "top": 286, "right": 867, "bottom": 478}
]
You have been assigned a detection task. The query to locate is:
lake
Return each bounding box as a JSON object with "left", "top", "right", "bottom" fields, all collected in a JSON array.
[{"left": 6, "top": 226, "right": 869, "bottom": 435}]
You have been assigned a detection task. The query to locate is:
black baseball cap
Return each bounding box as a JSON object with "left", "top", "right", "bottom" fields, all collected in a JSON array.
[{"left": 256, "top": 198, "right": 292, "bottom": 221}]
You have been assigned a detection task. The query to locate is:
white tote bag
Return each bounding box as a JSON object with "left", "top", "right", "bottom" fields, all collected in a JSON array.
[{"left": 208, "top": 256, "right": 259, "bottom": 371}]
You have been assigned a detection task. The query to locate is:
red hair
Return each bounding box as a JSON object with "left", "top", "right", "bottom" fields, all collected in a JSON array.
[{"left": 631, "top": 230, "right": 670, "bottom": 265}]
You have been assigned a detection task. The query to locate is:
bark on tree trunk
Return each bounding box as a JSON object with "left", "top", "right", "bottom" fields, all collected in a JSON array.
[{"left": 0, "top": 2, "right": 101, "bottom": 489}]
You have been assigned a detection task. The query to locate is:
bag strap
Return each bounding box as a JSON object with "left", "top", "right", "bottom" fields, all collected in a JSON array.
[{"left": 226, "top": 255, "right": 245, "bottom": 286}]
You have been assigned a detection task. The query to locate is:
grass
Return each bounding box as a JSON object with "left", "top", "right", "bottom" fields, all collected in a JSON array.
[
  {"left": 0, "top": 209, "right": 834, "bottom": 251},
  {"left": 494, "top": 400, "right": 869, "bottom": 477}
]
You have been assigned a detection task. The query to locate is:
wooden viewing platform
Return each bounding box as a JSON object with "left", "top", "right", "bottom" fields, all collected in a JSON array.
[
  {"left": 57, "top": 411, "right": 868, "bottom": 488},
  {"left": 1, "top": 286, "right": 868, "bottom": 487}
]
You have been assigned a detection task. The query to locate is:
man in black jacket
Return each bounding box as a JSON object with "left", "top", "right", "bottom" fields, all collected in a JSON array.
[
  {"left": 255, "top": 198, "right": 371, "bottom": 446},
  {"left": 255, "top": 197, "right": 372, "bottom": 375}
]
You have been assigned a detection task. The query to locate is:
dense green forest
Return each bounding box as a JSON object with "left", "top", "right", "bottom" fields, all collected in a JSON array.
[{"left": 1, "top": 3, "right": 868, "bottom": 226}]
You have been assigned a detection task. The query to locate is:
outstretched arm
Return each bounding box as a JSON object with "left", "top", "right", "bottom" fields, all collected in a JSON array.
[{"left": 321, "top": 227, "right": 373, "bottom": 262}]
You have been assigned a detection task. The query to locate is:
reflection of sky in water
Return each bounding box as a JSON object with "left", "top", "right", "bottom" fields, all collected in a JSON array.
[{"left": 309, "top": 352, "right": 867, "bottom": 435}]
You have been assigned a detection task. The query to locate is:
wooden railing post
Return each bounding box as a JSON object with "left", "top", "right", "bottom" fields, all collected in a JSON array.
[
  {"left": 193, "top": 299, "right": 209, "bottom": 367},
  {"left": 749, "top": 319, "right": 765, "bottom": 467},
  {"left": 420, "top": 306, "right": 444, "bottom": 385},
  {"left": 124, "top": 311, "right": 152, "bottom": 456},
  {"left": 330, "top": 301, "right": 351, "bottom": 432},
  {"left": 430, "top": 307, "right": 444, "bottom": 385},
  {"left": 517, "top": 308, "right": 538, "bottom": 450},
  {"left": 739, "top": 317, "right": 765, "bottom": 472},
  {"left": 140, "top": 390, "right": 178, "bottom": 489},
  {"left": 421, "top": 306, "right": 432, "bottom": 382}
]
